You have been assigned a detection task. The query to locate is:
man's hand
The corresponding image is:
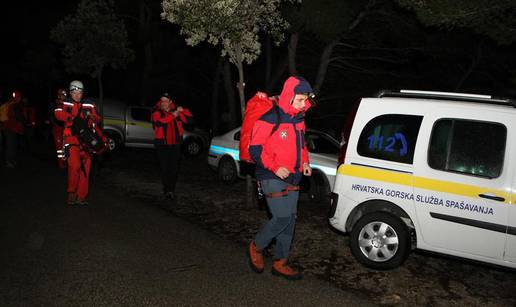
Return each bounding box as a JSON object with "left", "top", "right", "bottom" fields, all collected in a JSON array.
[
  {"left": 275, "top": 167, "right": 290, "bottom": 180},
  {"left": 303, "top": 163, "right": 312, "bottom": 176},
  {"left": 176, "top": 106, "right": 184, "bottom": 112}
]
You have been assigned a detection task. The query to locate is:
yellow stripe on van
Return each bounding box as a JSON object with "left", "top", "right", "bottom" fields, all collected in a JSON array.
[
  {"left": 104, "top": 118, "right": 125, "bottom": 126},
  {"left": 338, "top": 164, "right": 511, "bottom": 204}
]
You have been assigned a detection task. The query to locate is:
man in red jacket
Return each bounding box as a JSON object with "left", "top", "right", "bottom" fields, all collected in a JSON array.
[
  {"left": 247, "top": 76, "right": 313, "bottom": 280},
  {"left": 151, "top": 93, "right": 192, "bottom": 200},
  {"left": 55, "top": 80, "right": 106, "bottom": 205}
]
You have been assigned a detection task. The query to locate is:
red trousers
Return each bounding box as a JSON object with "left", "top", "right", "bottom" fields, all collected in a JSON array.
[
  {"left": 52, "top": 125, "right": 66, "bottom": 169},
  {"left": 67, "top": 145, "right": 91, "bottom": 200}
]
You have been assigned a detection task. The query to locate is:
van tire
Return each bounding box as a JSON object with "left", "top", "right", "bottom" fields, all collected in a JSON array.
[
  {"left": 105, "top": 131, "right": 122, "bottom": 151},
  {"left": 183, "top": 138, "right": 203, "bottom": 156},
  {"left": 218, "top": 156, "right": 237, "bottom": 183},
  {"left": 308, "top": 171, "right": 330, "bottom": 205},
  {"left": 350, "top": 212, "right": 410, "bottom": 270}
]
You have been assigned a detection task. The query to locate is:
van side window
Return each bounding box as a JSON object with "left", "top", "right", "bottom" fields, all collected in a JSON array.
[
  {"left": 357, "top": 114, "right": 423, "bottom": 164},
  {"left": 131, "top": 108, "right": 151, "bottom": 122},
  {"left": 428, "top": 119, "right": 506, "bottom": 178}
]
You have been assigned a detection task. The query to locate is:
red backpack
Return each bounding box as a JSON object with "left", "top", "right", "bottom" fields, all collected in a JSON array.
[{"left": 239, "top": 92, "right": 280, "bottom": 163}]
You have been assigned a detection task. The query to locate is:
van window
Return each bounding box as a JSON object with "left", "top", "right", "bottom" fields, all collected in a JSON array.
[
  {"left": 357, "top": 114, "right": 423, "bottom": 164},
  {"left": 131, "top": 108, "right": 151, "bottom": 122},
  {"left": 428, "top": 119, "right": 506, "bottom": 178}
]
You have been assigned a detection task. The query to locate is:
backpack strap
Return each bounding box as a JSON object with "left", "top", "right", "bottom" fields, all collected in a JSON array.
[{"left": 270, "top": 102, "right": 281, "bottom": 136}]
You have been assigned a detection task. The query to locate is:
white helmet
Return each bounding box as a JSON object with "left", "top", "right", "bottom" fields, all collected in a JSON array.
[{"left": 69, "top": 80, "right": 84, "bottom": 92}]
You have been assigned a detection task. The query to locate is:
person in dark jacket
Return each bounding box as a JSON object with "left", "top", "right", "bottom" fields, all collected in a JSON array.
[
  {"left": 151, "top": 93, "right": 193, "bottom": 200},
  {"left": 3, "top": 90, "right": 26, "bottom": 168},
  {"left": 248, "top": 76, "right": 313, "bottom": 280}
]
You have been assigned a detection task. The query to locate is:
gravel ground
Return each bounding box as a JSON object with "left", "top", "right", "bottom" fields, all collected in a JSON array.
[{"left": 99, "top": 148, "right": 516, "bottom": 306}]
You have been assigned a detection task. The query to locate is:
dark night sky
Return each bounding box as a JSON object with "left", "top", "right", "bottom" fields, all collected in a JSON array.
[{"left": 1, "top": 1, "right": 516, "bottom": 134}]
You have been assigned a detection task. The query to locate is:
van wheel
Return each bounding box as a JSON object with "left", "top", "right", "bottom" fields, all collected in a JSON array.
[
  {"left": 218, "top": 156, "right": 237, "bottom": 183},
  {"left": 350, "top": 212, "right": 410, "bottom": 270},
  {"left": 105, "top": 132, "right": 122, "bottom": 151},
  {"left": 183, "top": 138, "right": 202, "bottom": 156},
  {"left": 308, "top": 172, "right": 330, "bottom": 205}
]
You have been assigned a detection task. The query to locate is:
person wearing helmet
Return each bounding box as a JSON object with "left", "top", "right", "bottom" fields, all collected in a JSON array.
[
  {"left": 50, "top": 88, "right": 67, "bottom": 169},
  {"left": 55, "top": 80, "right": 107, "bottom": 205}
]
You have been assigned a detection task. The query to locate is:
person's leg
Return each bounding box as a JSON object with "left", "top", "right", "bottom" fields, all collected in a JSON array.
[
  {"left": 254, "top": 180, "right": 293, "bottom": 250},
  {"left": 273, "top": 190, "right": 299, "bottom": 260},
  {"left": 5, "top": 130, "right": 17, "bottom": 167},
  {"left": 168, "top": 144, "right": 181, "bottom": 194},
  {"left": 67, "top": 146, "right": 81, "bottom": 204},
  {"left": 156, "top": 146, "right": 172, "bottom": 194},
  {"left": 76, "top": 151, "right": 91, "bottom": 203}
]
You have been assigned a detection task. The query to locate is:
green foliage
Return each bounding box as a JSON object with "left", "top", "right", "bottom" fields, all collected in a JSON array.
[
  {"left": 397, "top": 0, "right": 516, "bottom": 45},
  {"left": 161, "top": 0, "right": 290, "bottom": 65},
  {"left": 50, "top": 0, "right": 135, "bottom": 76}
]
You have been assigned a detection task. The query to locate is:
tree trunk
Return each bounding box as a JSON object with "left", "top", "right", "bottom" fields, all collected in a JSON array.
[
  {"left": 264, "top": 35, "right": 272, "bottom": 90},
  {"left": 234, "top": 49, "right": 246, "bottom": 119},
  {"left": 223, "top": 60, "right": 238, "bottom": 128},
  {"left": 313, "top": 39, "right": 339, "bottom": 94},
  {"left": 288, "top": 32, "right": 299, "bottom": 76},
  {"left": 139, "top": 0, "right": 153, "bottom": 105},
  {"left": 96, "top": 66, "right": 104, "bottom": 121},
  {"left": 211, "top": 57, "right": 224, "bottom": 136},
  {"left": 266, "top": 54, "right": 288, "bottom": 93},
  {"left": 455, "top": 43, "right": 482, "bottom": 91}
]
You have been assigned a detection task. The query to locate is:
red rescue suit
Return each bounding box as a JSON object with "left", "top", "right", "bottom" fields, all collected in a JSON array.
[{"left": 55, "top": 100, "right": 105, "bottom": 201}]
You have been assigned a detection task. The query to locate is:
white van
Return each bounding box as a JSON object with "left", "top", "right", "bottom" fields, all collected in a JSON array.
[{"left": 329, "top": 90, "right": 516, "bottom": 270}]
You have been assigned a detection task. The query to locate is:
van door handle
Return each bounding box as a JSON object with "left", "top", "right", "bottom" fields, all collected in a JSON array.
[{"left": 478, "top": 194, "right": 505, "bottom": 202}]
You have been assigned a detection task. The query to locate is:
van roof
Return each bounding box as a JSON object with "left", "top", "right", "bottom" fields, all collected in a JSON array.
[{"left": 375, "top": 89, "right": 516, "bottom": 108}]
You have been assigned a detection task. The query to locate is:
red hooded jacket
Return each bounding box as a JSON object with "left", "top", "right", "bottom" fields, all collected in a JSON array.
[
  {"left": 151, "top": 100, "right": 193, "bottom": 146},
  {"left": 249, "top": 76, "right": 313, "bottom": 185}
]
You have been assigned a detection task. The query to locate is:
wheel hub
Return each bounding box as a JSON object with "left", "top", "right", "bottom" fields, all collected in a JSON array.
[
  {"left": 358, "top": 221, "right": 399, "bottom": 262},
  {"left": 371, "top": 236, "right": 384, "bottom": 248}
]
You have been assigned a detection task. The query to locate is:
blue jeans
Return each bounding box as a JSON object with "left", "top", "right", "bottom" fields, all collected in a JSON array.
[{"left": 255, "top": 179, "right": 299, "bottom": 260}]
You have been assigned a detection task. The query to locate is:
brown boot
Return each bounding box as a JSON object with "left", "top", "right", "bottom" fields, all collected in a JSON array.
[
  {"left": 272, "top": 259, "right": 303, "bottom": 280},
  {"left": 67, "top": 193, "right": 77, "bottom": 205},
  {"left": 248, "top": 241, "right": 264, "bottom": 273}
]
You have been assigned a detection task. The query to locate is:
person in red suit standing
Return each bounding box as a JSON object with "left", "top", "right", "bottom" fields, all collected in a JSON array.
[
  {"left": 55, "top": 80, "right": 107, "bottom": 205},
  {"left": 151, "top": 93, "right": 193, "bottom": 200}
]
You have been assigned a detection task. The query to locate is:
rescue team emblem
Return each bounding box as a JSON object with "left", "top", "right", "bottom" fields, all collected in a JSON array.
[{"left": 280, "top": 130, "right": 288, "bottom": 140}]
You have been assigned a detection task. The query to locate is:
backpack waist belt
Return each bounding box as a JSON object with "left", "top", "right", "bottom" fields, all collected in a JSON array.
[{"left": 266, "top": 184, "right": 300, "bottom": 198}]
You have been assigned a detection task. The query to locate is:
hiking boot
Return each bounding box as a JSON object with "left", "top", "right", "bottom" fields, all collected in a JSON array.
[
  {"left": 76, "top": 199, "right": 88, "bottom": 205},
  {"left": 272, "top": 259, "right": 303, "bottom": 280},
  {"left": 248, "top": 241, "right": 264, "bottom": 273},
  {"left": 67, "top": 193, "right": 77, "bottom": 205}
]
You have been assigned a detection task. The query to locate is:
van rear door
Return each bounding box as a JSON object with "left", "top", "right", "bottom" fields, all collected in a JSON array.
[{"left": 126, "top": 106, "right": 154, "bottom": 145}]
